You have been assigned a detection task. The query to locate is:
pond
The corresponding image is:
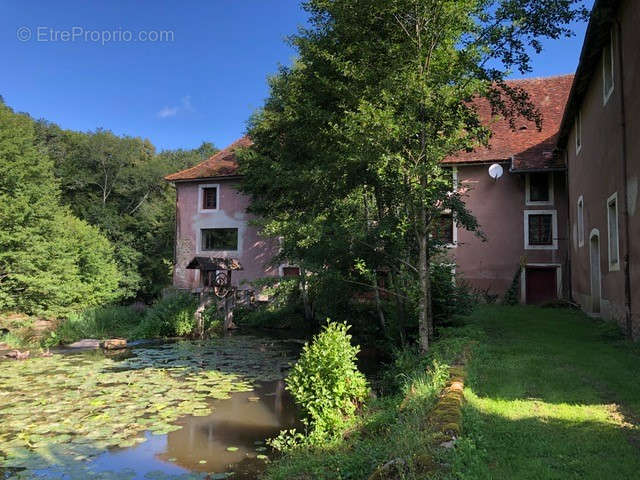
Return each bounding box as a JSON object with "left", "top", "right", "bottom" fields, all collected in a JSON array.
[{"left": 0, "top": 336, "right": 301, "bottom": 480}]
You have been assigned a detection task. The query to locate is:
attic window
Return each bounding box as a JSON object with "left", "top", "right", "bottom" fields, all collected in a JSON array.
[
  {"left": 518, "top": 125, "right": 528, "bottom": 131},
  {"left": 526, "top": 172, "right": 553, "bottom": 205}
]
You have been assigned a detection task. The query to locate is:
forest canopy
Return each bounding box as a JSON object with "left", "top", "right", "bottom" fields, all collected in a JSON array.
[{"left": 0, "top": 99, "right": 215, "bottom": 317}]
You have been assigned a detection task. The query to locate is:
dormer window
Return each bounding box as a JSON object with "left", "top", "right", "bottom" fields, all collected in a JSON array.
[{"left": 526, "top": 172, "right": 553, "bottom": 206}]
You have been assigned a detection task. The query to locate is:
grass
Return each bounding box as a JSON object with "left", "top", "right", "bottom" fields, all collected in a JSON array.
[
  {"left": 449, "top": 305, "right": 640, "bottom": 480},
  {"left": 54, "top": 305, "right": 143, "bottom": 344},
  {"left": 263, "top": 327, "right": 475, "bottom": 480}
]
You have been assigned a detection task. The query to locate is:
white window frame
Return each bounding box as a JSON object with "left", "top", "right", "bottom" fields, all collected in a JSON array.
[
  {"left": 524, "top": 209, "right": 558, "bottom": 250},
  {"left": 575, "top": 110, "right": 582, "bottom": 155},
  {"left": 525, "top": 172, "right": 554, "bottom": 206},
  {"left": 607, "top": 192, "right": 620, "bottom": 271},
  {"left": 603, "top": 29, "right": 615, "bottom": 105},
  {"left": 198, "top": 183, "right": 220, "bottom": 213},
  {"left": 577, "top": 195, "right": 584, "bottom": 247},
  {"left": 279, "top": 263, "right": 301, "bottom": 277}
]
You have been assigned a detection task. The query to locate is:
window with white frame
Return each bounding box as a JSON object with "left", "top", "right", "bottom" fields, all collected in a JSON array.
[
  {"left": 526, "top": 172, "right": 553, "bottom": 205},
  {"left": 575, "top": 110, "right": 582, "bottom": 154},
  {"left": 524, "top": 210, "right": 558, "bottom": 250},
  {"left": 603, "top": 29, "right": 615, "bottom": 104},
  {"left": 577, "top": 196, "right": 584, "bottom": 247},
  {"left": 198, "top": 184, "right": 219, "bottom": 212},
  {"left": 607, "top": 193, "right": 619, "bottom": 270}
]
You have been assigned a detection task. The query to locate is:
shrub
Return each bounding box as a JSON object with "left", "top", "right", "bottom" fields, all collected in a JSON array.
[
  {"left": 137, "top": 292, "right": 198, "bottom": 338},
  {"left": 54, "top": 305, "right": 141, "bottom": 344},
  {"left": 279, "top": 321, "right": 368, "bottom": 447}
]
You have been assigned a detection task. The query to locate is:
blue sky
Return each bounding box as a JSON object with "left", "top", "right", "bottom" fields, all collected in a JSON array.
[{"left": 1, "top": 1, "right": 592, "bottom": 152}]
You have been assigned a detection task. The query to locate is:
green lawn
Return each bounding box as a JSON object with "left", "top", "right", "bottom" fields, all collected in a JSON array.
[{"left": 451, "top": 305, "right": 640, "bottom": 479}]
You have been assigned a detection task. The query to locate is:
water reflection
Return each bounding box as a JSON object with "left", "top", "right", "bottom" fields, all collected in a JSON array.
[{"left": 93, "top": 380, "right": 298, "bottom": 479}]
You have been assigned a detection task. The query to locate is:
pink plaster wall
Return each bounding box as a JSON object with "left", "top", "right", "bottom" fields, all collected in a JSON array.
[
  {"left": 566, "top": 0, "right": 640, "bottom": 335},
  {"left": 452, "top": 165, "right": 568, "bottom": 301},
  {"left": 173, "top": 179, "right": 280, "bottom": 291}
]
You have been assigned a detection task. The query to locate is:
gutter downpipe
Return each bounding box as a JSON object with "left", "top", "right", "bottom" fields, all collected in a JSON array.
[{"left": 615, "top": 17, "right": 633, "bottom": 339}]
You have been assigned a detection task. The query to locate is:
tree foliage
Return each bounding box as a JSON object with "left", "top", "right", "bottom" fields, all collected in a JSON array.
[
  {"left": 239, "top": 0, "right": 587, "bottom": 351},
  {"left": 0, "top": 103, "right": 120, "bottom": 316},
  {"left": 33, "top": 117, "right": 217, "bottom": 301}
]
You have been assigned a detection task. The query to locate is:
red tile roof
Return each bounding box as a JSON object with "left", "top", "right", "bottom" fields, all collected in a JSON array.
[
  {"left": 164, "top": 137, "right": 253, "bottom": 182},
  {"left": 444, "top": 75, "right": 574, "bottom": 170},
  {"left": 166, "top": 76, "right": 573, "bottom": 181}
]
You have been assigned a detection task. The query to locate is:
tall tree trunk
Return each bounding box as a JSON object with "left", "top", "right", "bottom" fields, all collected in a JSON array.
[
  {"left": 417, "top": 207, "right": 433, "bottom": 353},
  {"left": 299, "top": 265, "right": 313, "bottom": 324},
  {"left": 388, "top": 270, "right": 406, "bottom": 345},
  {"left": 372, "top": 274, "right": 386, "bottom": 331}
]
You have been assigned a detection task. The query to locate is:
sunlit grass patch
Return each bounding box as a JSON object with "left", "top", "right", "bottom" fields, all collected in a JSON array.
[{"left": 448, "top": 305, "right": 640, "bottom": 480}]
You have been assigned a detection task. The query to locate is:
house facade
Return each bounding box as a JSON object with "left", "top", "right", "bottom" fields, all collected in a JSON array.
[
  {"left": 165, "top": 137, "right": 281, "bottom": 291},
  {"left": 557, "top": 0, "right": 640, "bottom": 337},
  {"left": 444, "top": 76, "right": 573, "bottom": 304},
  {"left": 165, "top": 0, "right": 639, "bottom": 334}
]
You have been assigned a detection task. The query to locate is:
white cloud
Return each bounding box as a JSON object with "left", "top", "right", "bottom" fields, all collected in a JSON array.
[
  {"left": 157, "top": 95, "right": 194, "bottom": 119},
  {"left": 157, "top": 106, "right": 179, "bottom": 118}
]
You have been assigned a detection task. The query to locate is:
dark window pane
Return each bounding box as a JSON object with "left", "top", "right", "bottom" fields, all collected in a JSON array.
[
  {"left": 282, "top": 267, "right": 300, "bottom": 277},
  {"left": 202, "top": 188, "right": 217, "bottom": 209},
  {"left": 434, "top": 214, "right": 453, "bottom": 244},
  {"left": 528, "top": 214, "right": 553, "bottom": 245},
  {"left": 201, "top": 228, "right": 238, "bottom": 251},
  {"left": 529, "top": 173, "right": 549, "bottom": 202}
]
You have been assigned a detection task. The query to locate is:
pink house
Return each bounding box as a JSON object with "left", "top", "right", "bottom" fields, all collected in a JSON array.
[
  {"left": 443, "top": 75, "right": 574, "bottom": 304},
  {"left": 166, "top": 77, "right": 574, "bottom": 305},
  {"left": 165, "top": 138, "right": 282, "bottom": 292}
]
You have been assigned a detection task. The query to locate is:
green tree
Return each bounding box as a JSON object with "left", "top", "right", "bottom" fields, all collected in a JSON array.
[
  {"left": 241, "top": 0, "right": 587, "bottom": 351},
  {"left": 0, "top": 103, "right": 121, "bottom": 316},
  {"left": 34, "top": 119, "right": 217, "bottom": 301}
]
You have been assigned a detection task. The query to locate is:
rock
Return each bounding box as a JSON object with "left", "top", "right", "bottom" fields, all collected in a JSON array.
[
  {"left": 67, "top": 339, "right": 100, "bottom": 349},
  {"left": 100, "top": 338, "right": 127, "bottom": 350},
  {"left": 5, "top": 350, "right": 30, "bottom": 360},
  {"left": 368, "top": 458, "right": 407, "bottom": 480}
]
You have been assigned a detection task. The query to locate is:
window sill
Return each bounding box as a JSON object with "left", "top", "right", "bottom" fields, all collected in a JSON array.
[{"left": 525, "top": 245, "right": 558, "bottom": 251}]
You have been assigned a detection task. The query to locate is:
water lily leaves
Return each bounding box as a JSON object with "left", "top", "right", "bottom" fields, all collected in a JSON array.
[
  {"left": 256, "top": 454, "right": 269, "bottom": 461},
  {"left": 0, "top": 336, "right": 297, "bottom": 478},
  {"left": 226, "top": 446, "right": 239, "bottom": 452}
]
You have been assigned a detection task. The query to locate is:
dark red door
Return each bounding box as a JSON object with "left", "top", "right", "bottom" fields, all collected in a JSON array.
[{"left": 525, "top": 267, "right": 557, "bottom": 304}]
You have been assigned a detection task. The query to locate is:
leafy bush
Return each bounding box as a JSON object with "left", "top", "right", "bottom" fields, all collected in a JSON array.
[
  {"left": 54, "top": 305, "right": 141, "bottom": 344},
  {"left": 137, "top": 292, "right": 198, "bottom": 338},
  {"left": 430, "top": 263, "right": 475, "bottom": 326},
  {"left": 276, "top": 321, "right": 368, "bottom": 448}
]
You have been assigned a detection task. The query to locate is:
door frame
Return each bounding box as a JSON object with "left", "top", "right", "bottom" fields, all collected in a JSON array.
[
  {"left": 589, "top": 229, "right": 602, "bottom": 314},
  {"left": 520, "top": 263, "right": 562, "bottom": 304}
]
